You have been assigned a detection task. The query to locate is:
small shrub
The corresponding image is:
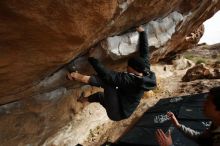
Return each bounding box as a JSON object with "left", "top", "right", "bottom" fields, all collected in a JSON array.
[
  {"left": 196, "top": 59, "right": 206, "bottom": 64},
  {"left": 185, "top": 54, "right": 194, "bottom": 60}
]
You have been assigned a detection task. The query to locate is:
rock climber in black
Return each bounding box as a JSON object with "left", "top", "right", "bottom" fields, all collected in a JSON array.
[{"left": 67, "top": 26, "right": 157, "bottom": 121}]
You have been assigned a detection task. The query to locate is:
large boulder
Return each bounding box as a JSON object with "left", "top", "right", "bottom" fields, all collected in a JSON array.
[
  {"left": 1, "top": 0, "right": 219, "bottom": 105},
  {"left": 182, "top": 63, "right": 220, "bottom": 82},
  {"left": 182, "top": 63, "right": 212, "bottom": 82},
  {"left": 0, "top": 0, "right": 220, "bottom": 145}
]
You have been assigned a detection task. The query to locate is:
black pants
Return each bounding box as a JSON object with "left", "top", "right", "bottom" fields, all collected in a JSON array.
[{"left": 88, "top": 76, "right": 123, "bottom": 121}]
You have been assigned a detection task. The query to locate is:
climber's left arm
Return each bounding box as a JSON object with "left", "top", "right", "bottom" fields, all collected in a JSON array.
[{"left": 67, "top": 72, "right": 91, "bottom": 84}]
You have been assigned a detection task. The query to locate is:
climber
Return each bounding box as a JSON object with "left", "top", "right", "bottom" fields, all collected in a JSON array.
[
  {"left": 155, "top": 86, "right": 220, "bottom": 146},
  {"left": 67, "top": 26, "right": 157, "bottom": 121}
]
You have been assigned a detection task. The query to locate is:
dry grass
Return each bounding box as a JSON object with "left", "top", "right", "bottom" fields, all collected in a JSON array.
[{"left": 184, "top": 53, "right": 220, "bottom": 65}]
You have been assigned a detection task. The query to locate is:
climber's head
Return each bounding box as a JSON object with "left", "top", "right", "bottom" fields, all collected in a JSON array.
[{"left": 127, "top": 57, "right": 146, "bottom": 76}]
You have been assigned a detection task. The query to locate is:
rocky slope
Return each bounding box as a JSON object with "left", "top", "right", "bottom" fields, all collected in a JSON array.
[{"left": 0, "top": 0, "right": 220, "bottom": 145}]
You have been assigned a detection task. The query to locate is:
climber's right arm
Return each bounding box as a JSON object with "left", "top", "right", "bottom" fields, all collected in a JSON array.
[{"left": 136, "top": 26, "right": 151, "bottom": 70}]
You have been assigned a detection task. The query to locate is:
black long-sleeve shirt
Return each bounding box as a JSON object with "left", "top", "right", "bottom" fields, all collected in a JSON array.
[{"left": 88, "top": 31, "right": 157, "bottom": 118}]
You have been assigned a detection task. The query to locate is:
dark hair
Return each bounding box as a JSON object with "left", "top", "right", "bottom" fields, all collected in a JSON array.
[
  {"left": 210, "top": 86, "right": 220, "bottom": 111},
  {"left": 128, "top": 57, "right": 146, "bottom": 73}
]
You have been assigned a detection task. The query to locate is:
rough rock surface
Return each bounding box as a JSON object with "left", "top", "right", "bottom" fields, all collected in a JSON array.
[
  {"left": 2, "top": 0, "right": 219, "bottom": 105},
  {"left": 182, "top": 63, "right": 212, "bottom": 81},
  {"left": 0, "top": 0, "right": 220, "bottom": 145},
  {"left": 172, "top": 56, "right": 194, "bottom": 70},
  {"left": 101, "top": 11, "right": 184, "bottom": 60},
  {"left": 182, "top": 63, "right": 220, "bottom": 82}
]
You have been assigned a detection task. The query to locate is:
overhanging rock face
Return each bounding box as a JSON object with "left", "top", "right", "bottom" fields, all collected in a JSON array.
[
  {"left": 1, "top": 0, "right": 218, "bottom": 105},
  {"left": 102, "top": 11, "right": 184, "bottom": 60},
  {"left": 0, "top": 0, "right": 220, "bottom": 145}
]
